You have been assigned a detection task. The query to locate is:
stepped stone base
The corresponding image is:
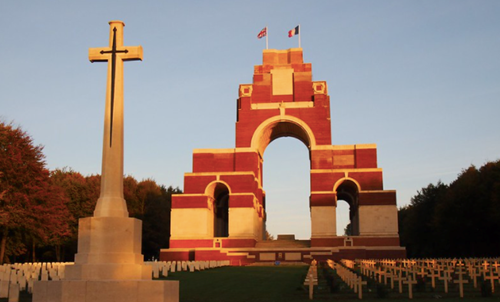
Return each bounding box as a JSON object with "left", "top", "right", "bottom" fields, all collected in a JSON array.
[
  {"left": 161, "top": 236, "right": 406, "bottom": 265},
  {"left": 33, "top": 279, "right": 179, "bottom": 302},
  {"left": 34, "top": 216, "right": 179, "bottom": 302}
]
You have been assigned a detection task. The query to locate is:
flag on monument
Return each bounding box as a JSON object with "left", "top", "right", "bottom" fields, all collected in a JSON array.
[
  {"left": 288, "top": 25, "right": 299, "bottom": 37},
  {"left": 257, "top": 27, "right": 267, "bottom": 39}
]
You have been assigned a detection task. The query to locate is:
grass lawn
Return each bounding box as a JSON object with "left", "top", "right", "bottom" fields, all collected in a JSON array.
[{"left": 164, "top": 266, "right": 310, "bottom": 302}]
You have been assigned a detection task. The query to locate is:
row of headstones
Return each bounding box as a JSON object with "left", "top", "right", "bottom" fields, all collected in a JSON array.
[
  {"left": 356, "top": 258, "right": 500, "bottom": 298},
  {"left": 303, "top": 261, "right": 318, "bottom": 300},
  {"left": 328, "top": 260, "right": 366, "bottom": 299},
  {"left": 145, "top": 260, "right": 231, "bottom": 278},
  {"left": 0, "top": 262, "right": 72, "bottom": 301}
]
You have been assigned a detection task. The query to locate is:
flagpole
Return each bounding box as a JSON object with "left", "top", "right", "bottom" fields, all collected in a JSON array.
[
  {"left": 266, "top": 26, "right": 269, "bottom": 49},
  {"left": 298, "top": 24, "right": 301, "bottom": 48}
]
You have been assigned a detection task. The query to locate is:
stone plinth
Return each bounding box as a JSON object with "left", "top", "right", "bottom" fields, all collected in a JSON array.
[
  {"left": 65, "top": 216, "right": 150, "bottom": 281},
  {"left": 33, "top": 216, "right": 179, "bottom": 302}
]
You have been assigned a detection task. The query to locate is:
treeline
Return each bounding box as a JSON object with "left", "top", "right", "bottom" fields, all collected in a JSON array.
[
  {"left": 399, "top": 160, "right": 500, "bottom": 258},
  {"left": 0, "top": 121, "right": 180, "bottom": 264}
]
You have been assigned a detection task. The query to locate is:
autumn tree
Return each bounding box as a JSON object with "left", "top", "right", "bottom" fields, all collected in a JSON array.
[
  {"left": 49, "top": 168, "right": 99, "bottom": 261},
  {"left": 0, "top": 121, "right": 71, "bottom": 263}
]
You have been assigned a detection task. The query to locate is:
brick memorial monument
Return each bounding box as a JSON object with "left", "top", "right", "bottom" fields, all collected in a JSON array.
[{"left": 161, "top": 48, "right": 405, "bottom": 264}]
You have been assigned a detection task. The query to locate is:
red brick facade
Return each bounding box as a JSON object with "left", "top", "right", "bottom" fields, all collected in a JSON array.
[{"left": 161, "top": 48, "right": 405, "bottom": 263}]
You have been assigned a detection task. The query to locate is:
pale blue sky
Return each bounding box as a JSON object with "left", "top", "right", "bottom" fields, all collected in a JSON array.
[{"left": 1, "top": 1, "right": 499, "bottom": 239}]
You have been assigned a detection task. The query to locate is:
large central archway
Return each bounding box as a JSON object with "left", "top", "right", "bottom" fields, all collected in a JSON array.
[
  {"left": 251, "top": 117, "right": 316, "bottom": 156},
  {"left": 254, "top": 118, "right": 314, "bottom": 240},
  {"left": 263, "top": 137, "right": 310, "bottom": 239}
]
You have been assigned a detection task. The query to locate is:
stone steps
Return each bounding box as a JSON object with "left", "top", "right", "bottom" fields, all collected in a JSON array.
[{"left": 255, "top": 240, "right": 311, "bottom": 249}]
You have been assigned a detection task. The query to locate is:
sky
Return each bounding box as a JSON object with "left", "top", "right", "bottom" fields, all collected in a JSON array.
[{"left": 1, "top": 1, "right": 499, "bottom": 240}]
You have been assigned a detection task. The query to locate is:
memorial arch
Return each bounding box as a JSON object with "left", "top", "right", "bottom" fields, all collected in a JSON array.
[{"left": 162, "top": 48, "right": 405, "bottom": 263}]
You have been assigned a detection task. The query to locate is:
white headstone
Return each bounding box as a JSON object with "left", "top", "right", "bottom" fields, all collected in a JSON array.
[
  {"left": 0, "top": 281, "right": 10, "bottom": 298},
  {"left": 8, "top": 283, "right": 19, "bottom": 302}
]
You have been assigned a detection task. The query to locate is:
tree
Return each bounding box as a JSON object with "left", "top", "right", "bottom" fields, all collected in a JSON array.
[
  {"left": 344, "top": 223, "right": 352, "bottom": 236},
  {"left": 0, "top": 121, "right": 71, "bottom": 263},
  {"left": 399, "top": 160, "right": 500, "bottom": 258},
  {"left": 265, "top": 230, "right": 274, "bottom": 240},
  {"left": 398, "top": 182, "right": 447, "bottom": 257},
  {"left": 139, "top": 183, "right": 180, "bottom": 260},
  {"left": 49, "top": 168, "right": 97, "bottom": 261}
]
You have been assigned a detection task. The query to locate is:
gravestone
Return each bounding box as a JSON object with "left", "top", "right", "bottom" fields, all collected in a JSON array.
[
  {"left": 8, "top": 283, "right": 19, "bottom": 302},
  {"left": 0, "top": 280, "right": 9, "bottom": 298},
  {"left": 32, "top": 21, "right": 179, "bottom": 302}
]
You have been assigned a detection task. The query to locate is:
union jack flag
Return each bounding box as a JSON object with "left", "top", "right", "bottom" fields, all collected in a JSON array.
[{"left": 257, "top": 27, "right": 267, "bottom": 39}]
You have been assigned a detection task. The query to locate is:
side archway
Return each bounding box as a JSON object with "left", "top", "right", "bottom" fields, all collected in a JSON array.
[
  {"left": 205, "top": 181, "right": 231, "bottom": 238},
  {"left": 334, "top": 178, "right": 361, "bottom": 236}
]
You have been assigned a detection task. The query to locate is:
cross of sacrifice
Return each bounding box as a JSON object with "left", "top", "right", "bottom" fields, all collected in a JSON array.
[
  {"left": 88, "top": 21, "right": 143, "bottom": 218},
  {"left": 89, "top": 21, "right": 143, "bottom": 148},
  {"left": 453, "top": 266, "right": 469, "bottom": 298}
]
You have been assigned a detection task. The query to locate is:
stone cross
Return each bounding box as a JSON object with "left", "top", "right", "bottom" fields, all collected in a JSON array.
[
  {"left": 438, "top": 267, "right": 453, "bottom": 293},
  {"left": 307, "top": 272, "right": 315, "bottom": 300},
  {"left": 469, "top": 266, "right": 480, "bottom": 288},
  {"left": 428, "top": 268, "right": 439, "bottom": 289},
  {"left": 453, "top": 266, "right": 469, "bottom": 298},
  {"left": 417, "top": 267, "right": 427, "bottom": 279},
  {"left": 492, "top": 261, "right": 500, "bottom": 274},
  {"left": 394, "top": 272, "right": 405, "bottom": 294},
  {"left": 89, "top": 20, "right": 143, "bottom": 218},
  {"left": 387, "top": 271, "right": 395, "bottom": 289},
  {"left": 355, "top": 277, "right": 367, "bottom": 299},
  {"left": 403, "top": 275, "right": 418, "bottom": 299},
  {"left": 481, "top": 261, "right": 490, "bottom": 278},
  {"left": 484, "top": 266, "right": 498, "bottom": 293}
]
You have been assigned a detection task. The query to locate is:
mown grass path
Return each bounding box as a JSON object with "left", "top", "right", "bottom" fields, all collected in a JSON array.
[{"left": 165, "top": 266, "right": 309, "bottom": 302}]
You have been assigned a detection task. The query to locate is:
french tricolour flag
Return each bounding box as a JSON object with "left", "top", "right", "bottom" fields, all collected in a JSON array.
[{"left": 288, "top": 25, "right": 299, "bottom": 37}]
